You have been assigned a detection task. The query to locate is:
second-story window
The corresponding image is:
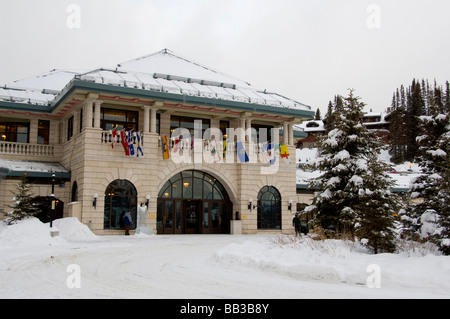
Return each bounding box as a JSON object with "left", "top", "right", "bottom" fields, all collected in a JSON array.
[
  {"left": 0, "top": 122, "right": 30, "bottom": 143},
  {"left": 38, "top": 120, "right": 50, "bottom": 145},
  {"left": 67, "top": 116, "right": 74, "bottom": 141},
  {"left": 101, "top": 108, "right": 139, "bottom": 131}
]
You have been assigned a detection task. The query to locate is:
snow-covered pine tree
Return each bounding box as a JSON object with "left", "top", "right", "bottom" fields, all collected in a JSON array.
[
  {"left": 306, "top": 90, "right": 398, "bottom": 253},
  {"left": 4, "top": 174, "right": 40, "bottom": 225},
  {"left": 409, "top": 109, "right": 450, "bottom": 255}
]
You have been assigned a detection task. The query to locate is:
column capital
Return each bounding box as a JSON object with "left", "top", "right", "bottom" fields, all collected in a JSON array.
[{"left": 152, "top": 101, "right": 164, "bottom": 108}]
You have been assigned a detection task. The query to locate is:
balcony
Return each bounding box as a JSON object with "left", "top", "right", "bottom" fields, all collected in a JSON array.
[{"left": 0, "top": 141, "right": 56, "bottom": 157}]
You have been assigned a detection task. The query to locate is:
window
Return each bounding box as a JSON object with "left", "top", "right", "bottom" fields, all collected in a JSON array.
[
  {"left": 156, "top": 113, "right": 160, "bottom": 134},
  {"left": 170, "top": 115, "right": 210, "bottom": 138},
  {"left": 257, "top": 186, "right": 282, "bottom": 230},
  {"left": 38, "top": 120, "right": 50, "bottom": 145},
  {"left": 0, "top": 122, "right": 29, "bottom": 143},
  {"left": 67, "top": 116, "right": 74, "bottom": 141},
  {"left": 101, "top": 108, "right": 139, "bottom": 131},
  {"left": 104, "top": 179, "right": 137, "bottom": 230},
  {"left": 158, "top": 170, "right": 229, "bottom": 200},
  {"left": 252, "top": 123, "right": 274, "bottom": 143},
  {"left": 220, "top": 120, "right": 229, "bottom": 139}
]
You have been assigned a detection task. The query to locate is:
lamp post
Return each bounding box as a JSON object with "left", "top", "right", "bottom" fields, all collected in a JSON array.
[{"left": 50, "top": 170, "right": 55, "bottom": 228}]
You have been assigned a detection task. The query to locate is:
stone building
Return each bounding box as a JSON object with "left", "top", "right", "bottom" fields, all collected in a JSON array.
[{"left": 0, "top": 49, "right": 314, "bottom": 235}]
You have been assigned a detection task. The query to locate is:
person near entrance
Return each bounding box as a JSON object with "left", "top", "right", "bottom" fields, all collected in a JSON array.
[
  {"left": 292, "top": 213, "right": 301, "bottom": 237},
  {"left": 123, "top": 210, "right": 133, "bottom": 235}
]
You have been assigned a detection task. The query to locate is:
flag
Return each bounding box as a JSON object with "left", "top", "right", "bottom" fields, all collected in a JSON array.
[
  {"left": 161, "top": 135, "right": 170, "bottom": 160},
  {"left": 268, "top": 143, "right": 276, "bottom": 165},
  {"left": 173, "top": 136, "right": 180, "bottom": 154},
  {"left": 210, "top": 139, "right": 222, "bottom": 162},
  {"left": 111, "top": 127, "right": 117, "bottom": 149},
  {"left": 136, "top": 131, "right": 144, "bottom": 157},
  {"left": 120, "top": 130, "right": 130, "bottom": 156},
  {"left": 128, "top": 130, "right": 135, "bottom": 156},
  {"left": 236, "top": 142, "right": 249, "bottom": 163},
  {"left": 280, "top": 144, "right": 289, "bottom": 159},
  {"left": 261, "top": 143, "right": 276, "bottom": 165},
  {"left": 223, "top": 140, "right": 227, "bottom": 160}
]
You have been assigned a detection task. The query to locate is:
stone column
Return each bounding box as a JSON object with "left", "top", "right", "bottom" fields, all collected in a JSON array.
[
  {"left": 93, "top": 101, "right": 102, "bottom": 129},
  {"left": 283, "top": 122, "right": 288, "bottom": 145},
  {"left": 142, "top": 105, "right": 150, "bottom": 134},
  {"left": 246, "top": 118, "right": 252, "bottom": 142},
  {"left": 289, "top": 122, "right": 294, "bottom": 145},
  {"left": 239, "top": 118, "right": 246, "bottom": 142},
  {"left": 84, "top": 100, "right": 94, "bottom": 129}
]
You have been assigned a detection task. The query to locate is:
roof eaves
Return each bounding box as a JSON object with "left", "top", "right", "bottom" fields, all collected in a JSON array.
[{"left": 55, "top": 80, "right": 315, "bottom": 119}]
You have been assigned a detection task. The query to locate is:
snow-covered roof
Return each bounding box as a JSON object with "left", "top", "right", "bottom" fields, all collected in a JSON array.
[
  {"left": 0, "top": 159, "right": 70, "bottom": 179},
  {"left": 0, "top": 49, "right": 312, "bottom": 113},
  {"left": 0, "top": 70, "right": 78, "bottom": 106}
]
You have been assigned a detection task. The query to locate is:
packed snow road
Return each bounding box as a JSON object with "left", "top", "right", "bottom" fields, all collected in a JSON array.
[{"left": 1, "top": 218, "right": 450, "bottom": 299}]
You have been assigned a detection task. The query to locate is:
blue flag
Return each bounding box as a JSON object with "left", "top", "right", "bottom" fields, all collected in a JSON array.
[{"left": 236, "top": 142, "right": 249, "bottom": 163}]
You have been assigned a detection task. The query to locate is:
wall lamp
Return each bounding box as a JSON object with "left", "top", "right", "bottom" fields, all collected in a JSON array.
[
  {"left": 93, "top": 193, "right": 98, "bottom": 208},
  {"left": 146, "top": 195, "right": 151, "bottom": 207},
  {"left": 288, "top": 199, "right": 294, "bottom": 212},
  {"left": 248, "top": 198, "right": 256, "bottom": 211}
]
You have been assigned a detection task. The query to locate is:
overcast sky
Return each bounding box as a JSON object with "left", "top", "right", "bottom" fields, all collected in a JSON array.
[{"left": 1, "top": 0, "right": 449, "bottom": 115}]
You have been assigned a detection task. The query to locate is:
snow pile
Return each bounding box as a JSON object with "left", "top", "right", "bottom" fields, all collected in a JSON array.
[
  {"left": 0, "top": 217, "right": 97, "bottom": 249},
  {"left": 52, "top": 217, "right": 98, "bottom": 242},
  {"left": 0, "top": 218, "right": 66, "bottom": 248},
  {"left": 213, "top": 236, "right": 450, "bottom": 294},
  {"left": 213, "top": 237, "right": 372, "bottom": 284}
]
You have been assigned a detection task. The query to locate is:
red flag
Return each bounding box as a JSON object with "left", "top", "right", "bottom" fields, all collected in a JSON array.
[{"left": 121, "top": 130, "right": 130, "bottom": 156}]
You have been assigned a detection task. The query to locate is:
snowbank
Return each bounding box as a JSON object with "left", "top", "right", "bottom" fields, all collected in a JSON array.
[
  {"left": 213, "top": 236, "right": 450, "bottom": 295},
  {"left": 0, "top": 218, "right": 66, "bottom": 248},
  {"left": 52, "top": 217, "right": 98, "bottom": 241},
  {"left": 0, "top": 217, "right": 97, "bottom": 249}
]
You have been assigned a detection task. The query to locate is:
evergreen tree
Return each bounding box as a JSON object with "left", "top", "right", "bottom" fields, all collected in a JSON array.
[
  {"left": 4, "top": 174, "right": 40, "bottom": 225},
  {"left": 315, "top": 108, "right": 321, "bottom": 120},
  {"left": 323, "top": 96, "right": 344, "bottom": 133},
  {"left": 408, "top": 111, "right": 450, "bottom": 254},
  {"left": 306, "top": 90, "right": 397, "bottom": 253}
]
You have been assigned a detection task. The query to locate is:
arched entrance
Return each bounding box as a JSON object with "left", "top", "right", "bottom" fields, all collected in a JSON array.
[
  {"left": 104, "top": 179, "right": 137, "bottom": 230},
  {"left": 257, "top": 186, "right": 282, "bottom": 230},
  {"left": 157, "top": 170, "right": 232, "bottom": 234}
]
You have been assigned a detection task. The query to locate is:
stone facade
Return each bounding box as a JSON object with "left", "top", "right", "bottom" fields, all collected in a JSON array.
[{"left": 0, "top": 51, "right": 314, "bottom": 235}]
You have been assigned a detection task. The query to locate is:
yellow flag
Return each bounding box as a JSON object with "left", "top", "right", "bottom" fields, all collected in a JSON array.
[
  {"left": 280, "top": 144, "right": 289, "bottom": 159},
  {"left": 161, "top": 135, "right": 170, "bottom": 160}
]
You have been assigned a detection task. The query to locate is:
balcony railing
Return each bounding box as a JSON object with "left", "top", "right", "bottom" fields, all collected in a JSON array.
[{"left": 0, "top": 141, "right": 55, "bottom": 157}]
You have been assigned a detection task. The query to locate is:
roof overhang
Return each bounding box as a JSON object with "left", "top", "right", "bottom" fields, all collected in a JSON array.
[{"left": 0, "top": 79, "right": 315, "bottom": 123}]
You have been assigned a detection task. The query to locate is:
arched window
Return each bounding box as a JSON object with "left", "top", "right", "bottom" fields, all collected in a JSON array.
[
  {"left": 104, "top": 180, "right": 137, "bottom": 230},
  {"left": 257, "top": 186, "right": 282, "bottom": 230},
  {"left": 158, "top": 170, "right": 229, "bottom": 200}
]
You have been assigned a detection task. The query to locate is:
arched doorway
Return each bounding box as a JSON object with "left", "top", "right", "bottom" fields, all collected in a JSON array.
[
  {"left": 104, "top": 179, "right": 137, "bottom": 230},
  {"left": 257, "top": 186, "right": 282, "bottom": 230},
  {"left": 157, "top": 170, "right": 232, "bottom": 234}
]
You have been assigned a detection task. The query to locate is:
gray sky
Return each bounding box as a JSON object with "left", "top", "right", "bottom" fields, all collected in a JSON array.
[{"left": 1, "top": 0, "right": 449, "bottom": 115}]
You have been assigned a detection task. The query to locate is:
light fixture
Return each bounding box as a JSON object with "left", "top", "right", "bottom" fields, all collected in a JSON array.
[
  {"left": 93, "top": 193, "right": 98, "bottom": 208},
  {"left": 183, "top": 182, "right": 190, "bottom": 188},
  {"left": 146, "top": 195, "right": 150, "bottom": 207},
  {"left": 248, "top": 198, "right": 254, "bottom": 211},
  {"left": 288, "top": 199, "right": 293, "bottom": 211}
]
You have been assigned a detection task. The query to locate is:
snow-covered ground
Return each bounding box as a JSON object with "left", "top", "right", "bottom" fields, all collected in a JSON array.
[{"left": 1, "top": 217, "right": 449, "bottom": 299}]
